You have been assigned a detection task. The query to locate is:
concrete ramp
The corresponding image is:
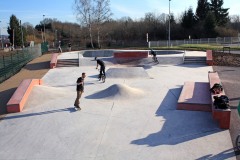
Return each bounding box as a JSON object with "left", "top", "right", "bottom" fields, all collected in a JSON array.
[
  {"left": 106, "top": 67, "right": 149, "bottom": 79},
  {"left": 85, "top": 84, "right": 144, "bottom": 100},
  {"left": 79, "top": 57, "right": 117, "bottom": 66},
  {"left": 177, "top": 82, "right": 212, "bottom": 112},
  {"left": 25, "top": 85, "right": 74, "bottom": 108}
]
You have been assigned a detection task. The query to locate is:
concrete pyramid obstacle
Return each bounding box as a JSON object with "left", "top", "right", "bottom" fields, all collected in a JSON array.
[{"left": 86, "top": 83, "right": 144, "bottom": 100}]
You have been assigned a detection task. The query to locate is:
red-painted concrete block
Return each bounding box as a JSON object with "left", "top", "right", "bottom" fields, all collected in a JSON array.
[
  {"left": 50, "top": 53, "right": 58, "bottom": 69},
  {"left": 212, "top": 108, "right": 231, "bottom": 129},
  {"left": 208, "top": 71, "right": 230, "bottom": 129},
  {"left": 206, "top": 50, "right": 213, "bottom": 66},
  {"left": 114, "top": 51, "right": 148, "bottom": 58},
  {"left": 7, "top": 79, "right": 43, "bottom": 113},
  {"left": 177, "top": 82, "right": 212, "bottom": 112}
]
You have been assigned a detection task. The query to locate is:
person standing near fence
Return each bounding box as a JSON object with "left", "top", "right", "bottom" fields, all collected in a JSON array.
[
  {"left": 74, "top": 72, "right": 86, "bottom": 110},
  {"left": 58, "top": 41, "right": 62, "bottom": 53},
  {"left": 68, "top": 43, "right": 71, "bottom": 51}
]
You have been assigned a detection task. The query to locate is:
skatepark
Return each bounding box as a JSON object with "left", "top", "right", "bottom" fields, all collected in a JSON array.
[{"left": 0, "top": 50, "right": 237, "bottom": 159}]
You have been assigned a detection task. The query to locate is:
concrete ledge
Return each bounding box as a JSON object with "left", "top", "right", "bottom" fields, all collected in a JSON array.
[
  {"left": 114, "top": 51, "right": 148, "bottom": 58},
  {"left": 177, "top": 82, "right": 212, "bottom": 112},
  {"left": 206, "top": 50, "right": 213, "bottom": 66},
  {"left": 212, "top": 108, "right": 231, "bottom": 129},
  {"left": 7, "top": 79, "right": 43, "bottom": 113},
  {"left": 50, "top": 53, "right": 59, "bottom": 69},
  {"left": 208, "top": 71, "right": 225, "bottom": 95},
  {"left": 208, "top": 71, "right": 230, "bottom": 129}
]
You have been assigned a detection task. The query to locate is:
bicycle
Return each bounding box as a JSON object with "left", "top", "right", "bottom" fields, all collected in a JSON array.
[
  {"left": 152, "top": 56, "right": 159, "bottom": 64},
  {"left": 98, "top": 74, "right": 106, "bottom": 83},
  {"left": 235, "top": 101, "right": 240, "bottom": 151},
  {"left": 96, "top": 68, "right": 106, "bottom": 83}
]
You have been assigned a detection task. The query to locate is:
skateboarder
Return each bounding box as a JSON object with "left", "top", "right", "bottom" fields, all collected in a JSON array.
[
  {"left": 74, "top": 72, "right": 86, "bottom": 110},
  {"left": 95, "top": 57, "right": 106, "bottom": 80},
  {"left": 150, "top": 49, "right": 158, "bottom": 63},
  {"left": 68, "top": 42, "right": 71, "bottom": 51},
  {"left": 58, "top": 41, "right": 62, "bottom": 53}
]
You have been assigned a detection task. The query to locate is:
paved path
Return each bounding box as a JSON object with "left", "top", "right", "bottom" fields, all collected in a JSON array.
[
  {"left": 0, "top": 51, "right": 237, "bottom": 160},
  {"left": 0, "top": 53, "right": 52, "bottom": 115},
  {"left": 213, "top": 66, "right": 240, "bottom": 160}
]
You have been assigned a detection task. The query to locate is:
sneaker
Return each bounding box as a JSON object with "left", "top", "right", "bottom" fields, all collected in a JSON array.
[{"left": 76, "top": 106, "right": 81, "bottom": 110}]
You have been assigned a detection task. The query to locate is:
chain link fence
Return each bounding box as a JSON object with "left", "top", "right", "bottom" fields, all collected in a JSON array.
[
  {"left": 0, "top": 44, "right": 42, "bottom": 83},
  {"left": 149, "top": 37, "right": 240, "bottom": 47}
]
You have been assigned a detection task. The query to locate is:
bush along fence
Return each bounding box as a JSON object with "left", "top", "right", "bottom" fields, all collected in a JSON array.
[
  {"left": 0, "top": 44, "right": 42, "bottom": 83},
  {"left": 212, "top": 51, "right": 240, "bottom": 66}
]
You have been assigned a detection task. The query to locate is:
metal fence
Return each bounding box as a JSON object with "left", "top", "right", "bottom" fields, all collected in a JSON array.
[
  {"left": 149, "top": 37, "right": 240, "bottom": 47},
  {"left": 0, "top": 44, "right": 42, "bottom": 83}
]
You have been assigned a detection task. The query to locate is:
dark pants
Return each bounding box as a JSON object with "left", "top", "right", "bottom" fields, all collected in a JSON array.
[
  {"left": 100, "top": 66, "right": 105, "bottom": 77},
  {"left": 74, "top": 91, "right": 83, "bottom": 107}
]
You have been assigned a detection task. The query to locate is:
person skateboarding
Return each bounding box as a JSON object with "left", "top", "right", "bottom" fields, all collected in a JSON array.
[
  {"left": 150, "top": 49, "right": 159, "bottom": 63},
  {"left": 95, "top": 57, "right": 106, "bottom": 81}
]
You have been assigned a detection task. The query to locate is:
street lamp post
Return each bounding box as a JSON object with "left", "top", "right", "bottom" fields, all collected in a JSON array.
[
  {"left": 168, "top": 0, "right": 171, "bottom": 48},
  {"left": 0, "top": 21, "right": 3, "bottom": 49},
  {"left": 12, "top": 29, "right": 15, "bottom": 50},
  {"left": 43, "top": 14, "right": 46, "bottom": 42},
  {"left": 20, "top": 20, "right": 24, "bottom": 48},
  {"left": 55, "top": 30, "right": 58, "bottom": 48},
  {"left": 41, "top": 29, "right": 44, "bottom": 42}
]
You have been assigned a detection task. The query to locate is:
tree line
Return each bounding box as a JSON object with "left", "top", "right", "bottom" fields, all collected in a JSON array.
[{"left": 6, "top": 0, "right": 240, "bottom": 49}]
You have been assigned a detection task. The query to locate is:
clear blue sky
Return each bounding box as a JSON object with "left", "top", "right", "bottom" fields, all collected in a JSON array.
[{"left": 0, "top": 0, "right": 238, "bottom": 35}]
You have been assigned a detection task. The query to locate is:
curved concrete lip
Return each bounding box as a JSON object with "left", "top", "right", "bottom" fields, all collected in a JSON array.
[{"left": 81, "top": 49, "right": 185, "bottom": 57}]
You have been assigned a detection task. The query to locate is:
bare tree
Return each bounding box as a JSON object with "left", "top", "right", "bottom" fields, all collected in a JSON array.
[
  {"left": 74, "top": 0, "right": 112, "bottom": 48},
  {"left": 94, "top": 0, "right": 112, "bottom": 48},
  {"left": 230, "top": 15, "right": 240, "bottom": 32},
  {"left": 74, "top": 0, "right": 95, "bottom": 48}
]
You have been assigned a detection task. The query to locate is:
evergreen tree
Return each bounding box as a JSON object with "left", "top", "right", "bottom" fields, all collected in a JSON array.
[
  {"left": 7, "top": 15, "right": 23, "bottom": 47},
  {"left": 209, "top": 0, "right": 229, "bottom": 26},
  {"left": 181, "top": 7, "right": 197, "bottom": 29},
  {"left": 196, "top": 0, "right": 210, "bottom": 21},
  {"left": 204, "top": 11, "right": 217, "bottom": 37}
]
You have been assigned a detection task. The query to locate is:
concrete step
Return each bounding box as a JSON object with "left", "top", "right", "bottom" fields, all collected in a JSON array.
[
  {"left": 57, "top": 59, "right": 79, "bottom": 67},
  {"left": 184, "top": 56, "right": 206, "bottom": 64}
]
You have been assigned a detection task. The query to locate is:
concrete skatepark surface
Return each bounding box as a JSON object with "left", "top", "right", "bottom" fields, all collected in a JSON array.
[{"left": 0, "top": 51, "right": 237, "bottom": 160}]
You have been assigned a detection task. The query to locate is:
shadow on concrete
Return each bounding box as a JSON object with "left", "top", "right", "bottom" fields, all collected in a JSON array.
[
  {"left": 88, "top": 74, "right": 99, "bottom": 78},
  {"left": 131, "top": 88, "right": 221, "bottom": 147},
  {"left": 51, "top": 82, "right": 95, "bottom": 88},
  {"left": 0, "top": 107, "right": 76, "bottom": 121},
  {"left": 141, "top": 65, "right": 152, "bottom": 70},
  {"left": 51, "top": 84, "right": 76, "bottom": 87},
  {"left": 196, "top": 148, "right": 236, "bottom": 160},
  {"left": 0, "top": 88, "right": 17, "bottom": 115},
  {"left": 217, "top": 69, "right": 236, "bottom": 72},
  {"left": 156, "top": 50, "right": 184, "bottom": 55},
  {"left": 24, "top": 61, "right": 50, "bottom": 71}
]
